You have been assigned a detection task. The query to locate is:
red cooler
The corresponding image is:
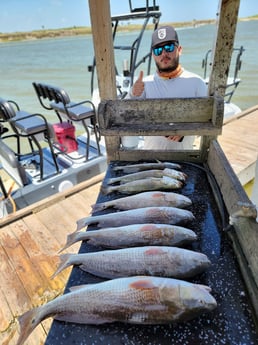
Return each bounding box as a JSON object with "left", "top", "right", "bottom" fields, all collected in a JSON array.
[{"left": 53, "top": 122, "right": 78, "bottom": 153}]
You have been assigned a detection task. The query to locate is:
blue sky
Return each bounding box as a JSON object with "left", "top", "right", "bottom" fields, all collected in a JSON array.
[{"left": 1, "top": 0, "right": 258, "bottom": 33}]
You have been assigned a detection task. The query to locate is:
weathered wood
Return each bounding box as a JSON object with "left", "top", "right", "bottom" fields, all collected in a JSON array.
[
  {"left": 208, "top": 140, "right": 251, "bottom": 215},
  {"left": 0, "top": 173, "right": 104, "bottom": 228},
  {"left": 208, "top": 139, "right": 258, "bottom": 321},
  {"left": 0, "top": 176, "right": 102, "bottom": 345},
  {"left": 208, "top": 0, "right": 241, "bottom": 97},
  {"left": 88, "top": 0, "right": 116, "bottom": 101},
  {"left": 98, "top": 97, "right": 224, "bottom": 135},
  {"left": 218, "top": 105, "right": 258, "bottom": 185},
  {"left": 108, "top": 148, "right": 203, "bottom": 162},
  {"left": 228, "top": 217, "right": 258, "bottom": 322},
  {"left": 98, "top": 96, "right": 224, "bottom": 162}
]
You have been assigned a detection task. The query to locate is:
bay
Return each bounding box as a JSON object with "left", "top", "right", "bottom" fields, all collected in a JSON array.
[{"left": 0, "top": 20, "right": 257, "bottom": 121}]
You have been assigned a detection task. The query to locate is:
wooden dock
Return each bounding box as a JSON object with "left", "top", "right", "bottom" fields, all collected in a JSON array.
[
  {"left": 0, "top": 173, "right": 104, "bottom": 345},
  {"left": 218, "top": 105, "right": 258, "bottom": 189}
]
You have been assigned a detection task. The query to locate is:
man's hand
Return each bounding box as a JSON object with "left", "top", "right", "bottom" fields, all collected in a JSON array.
[
  {"left": 165, "top": 135, "right": 184, "bottom": 142},
  {"left": 132, "top": 71, "right": 144, "bottom": 96}
]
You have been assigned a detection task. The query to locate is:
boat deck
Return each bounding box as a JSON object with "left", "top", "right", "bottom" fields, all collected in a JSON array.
[
  {"left": 0, "top": 174, "right": 104, "bottom": 345},
  {"left": 219, "top": 105, "right": 258, "bottom": 186}
]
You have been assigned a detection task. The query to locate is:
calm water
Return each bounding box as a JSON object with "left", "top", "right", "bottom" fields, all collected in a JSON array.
[{"left": 0, "top": 20, "right": 257, "bottom": 119}]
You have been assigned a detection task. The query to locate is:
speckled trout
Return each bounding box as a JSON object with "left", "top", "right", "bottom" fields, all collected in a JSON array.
[
  {"left": 112, "top": 161, "right": 182, "bottom": 173},
  {"left": 92, "top": 191, "right": 192, "bottom": 212},
  {"left": 107, "top": 168, "right": 187, "bottom": 184},
  {"left": 53, "top": 246, "right": 210, "bottom": 279},
  {"left": 17, "top": 276, "right": 217, "bottom": 345},
  {"left": 101, "top": 176, "right": 183, "bottom": 195},
  {"left": 59, "top": 224, "right": 197, "bottom": 251},
  {"left": 76, "top": 207, "right": 195, "bottom": 231}
]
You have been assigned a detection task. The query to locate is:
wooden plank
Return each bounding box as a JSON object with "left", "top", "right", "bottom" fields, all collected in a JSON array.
[
  {"left": 2, "top": 223, "right": 49, "bottom": 304},
  {"left": 12, "top": 217, "right": 67, "bottom": 292},
  {"left": 219, "top": 106, "right": 258, "bottom": 183},
  {"left": 36, "top": 202, "right": 76, "bottom": 237},
  {"left": 88, "top": 0, "right": 117, "bottom": 100},
  {"left": 208, "top": 139, "right": 251, "bottom": 215},
  {"left": 109, "top": 148, "right": 204, "bottom": 163},
  {"left": 0, "top": 173, "right": 104, "bottom": 228},
  {"left": 208, "top": 139, "right": 258, "bottom": 321},
  {"left": 98, "top": 97, "right": 224, "bottom": 136},
  {"left": 208, "top": 0, "right": 240, "bottom": 98}
]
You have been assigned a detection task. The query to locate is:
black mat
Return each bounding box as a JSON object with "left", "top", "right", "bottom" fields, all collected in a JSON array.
[{"left": 45, "top": 161, "right": 258, "bottom": 345}]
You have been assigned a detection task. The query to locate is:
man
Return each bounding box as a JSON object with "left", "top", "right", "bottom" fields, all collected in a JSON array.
[{"left": 129, "top": 25, "right": 207, "bottom": 150}]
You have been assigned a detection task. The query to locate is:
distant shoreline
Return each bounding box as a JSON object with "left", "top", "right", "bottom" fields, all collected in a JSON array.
[{"left": 1, "top": 17, "right": 257, "bottom": 43}]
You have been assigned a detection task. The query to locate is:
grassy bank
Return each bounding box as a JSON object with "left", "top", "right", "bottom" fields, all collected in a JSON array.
[
  {"left": 0, "top": 20, "right": 214, "bottom": 43},
  {"left": 0, "top": 16, "right": 257, "bottom": 43}
]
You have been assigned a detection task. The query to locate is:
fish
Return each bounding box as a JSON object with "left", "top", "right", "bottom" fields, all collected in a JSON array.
[
  {"left": 92, "top": 191, "right": 192, "bottom": 212},
  {"left": 106, "top": 168, "right": 187, "bottom": 184},
  {"left": 17, "top": 276, "right": 217, "bottom": 345},
  {"left": 76, "top": 206, "right": 195, "bottom": 231},
  {"left": 52, "top": 246, "right": 210, "bottom": 279},
  {"left": 101, "top": 176, "right": 183, "bottom": 195},
  {"left": 112, "top": 161, "right": 182, "bottom": 173},
  {"left": 59, "top": 223, "right": 197, "bottom": 251}
]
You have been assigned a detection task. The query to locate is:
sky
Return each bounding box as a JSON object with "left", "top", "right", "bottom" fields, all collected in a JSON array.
[{"left": 1, "top": 0, "right": 258, "bottom": 33}]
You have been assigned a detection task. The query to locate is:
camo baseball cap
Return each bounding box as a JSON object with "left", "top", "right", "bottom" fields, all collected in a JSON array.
[{"left": 152, "top": 26, "right": 179, "bottom": 47}]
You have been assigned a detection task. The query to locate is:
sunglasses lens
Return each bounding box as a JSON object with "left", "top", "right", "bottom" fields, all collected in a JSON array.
[
  {"left": 153, "top": 43, "right": 175, "bottom": 56},
  {"left": 164, "top": 44, "right": 175, "bottom": 52},
  {"left": 153, "top": 47, "right": 163, "bottom": 56}
]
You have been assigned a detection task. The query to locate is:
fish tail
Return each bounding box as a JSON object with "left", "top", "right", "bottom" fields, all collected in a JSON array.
[
  {"left": 106, "top": 177, "right": 118, "bottom": 184},
  {"left": 17, "top": 307, "right": 42, "bottom": 345},
  {"left": 100, "top": 184, "right": 113, "bottom": 195},
  {"left": 91, "top": 202, "right": 106, "bottom": 212},
  {"left": 76, "top": 217, "right": 89, "bottom": 231},
  {"left": 51, "top": 254, "right": 72, "bottom": 278},
  {"left": 58, "top": 231, "right": 82, "bottom": 253}
]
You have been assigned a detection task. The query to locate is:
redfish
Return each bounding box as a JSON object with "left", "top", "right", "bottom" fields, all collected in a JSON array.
[
  {"left": 52, "top": 246, "right": 210, "bottom": 279},
  {"left": 60, "top": 223, "right": 197, "bottom": 251},
  {"left": 92, "top": 191, "right": 192, "bottom": 212},
  {"left": 107, "top": 168, "right": 187, "bottom": 184},
  {"left": 101, "top": 176, "right": 183, "bottom": 195},
  {"left": 17, "top": 276, "right": 217, "bottom": 345},
  {"left": 76, "top": 206, "right": 195, "bottom": 231},
  {"left": 112, "top": 161, "right": 182, "bottom": 172}
]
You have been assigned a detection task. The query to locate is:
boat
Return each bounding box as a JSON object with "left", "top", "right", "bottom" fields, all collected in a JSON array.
[
  {"left": 0, "top": 0, "right": 244, "bottom": 216},
  {"left": 0, "top": 87, "right": 107, "bottom": 215},
  {"left": 202, "top": 45, "right": 245, "bottom": 118}
]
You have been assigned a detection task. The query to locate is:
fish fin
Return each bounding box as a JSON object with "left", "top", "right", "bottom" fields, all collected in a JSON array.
[
  {"left": 51, "top": 254, "right": 72, "bottom": 279},
  {"left": 17, "top": 307, "right": 42, "bottom": 345}
]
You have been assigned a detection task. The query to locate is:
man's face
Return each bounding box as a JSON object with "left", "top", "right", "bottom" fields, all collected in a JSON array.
[{"left": 152, "top": 42, "right": 182, "bottom": 73}]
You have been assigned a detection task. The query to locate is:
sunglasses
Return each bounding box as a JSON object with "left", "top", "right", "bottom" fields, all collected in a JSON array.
[{"left": 153, "top": 43, "right": 177, "bottom": 56}]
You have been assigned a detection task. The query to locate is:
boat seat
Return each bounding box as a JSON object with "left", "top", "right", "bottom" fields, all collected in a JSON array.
[
  {"left": 0, "top": 97, "right": 59, "bottom": 181},
  {"left": 32, "top": 82, "right": 101, "bottom": 161}
]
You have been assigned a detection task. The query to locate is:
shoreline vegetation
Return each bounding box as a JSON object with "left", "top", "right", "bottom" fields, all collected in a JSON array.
[{"left": 1, "top": 16, "right": 257, "bottom": 43}]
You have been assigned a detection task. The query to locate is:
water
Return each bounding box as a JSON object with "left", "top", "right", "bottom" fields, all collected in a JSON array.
[{"left": 0, "top": 20, "right": 257, "bottom": 118}]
